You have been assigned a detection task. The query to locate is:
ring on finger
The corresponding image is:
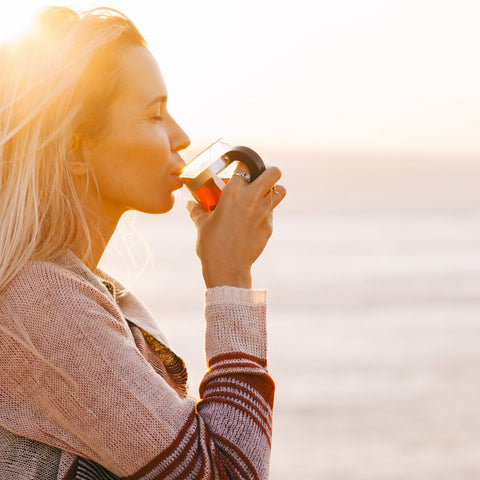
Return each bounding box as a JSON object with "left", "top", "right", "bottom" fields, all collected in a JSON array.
[{"left": 233, "top": 172, "right": 251, "bottom": 183}]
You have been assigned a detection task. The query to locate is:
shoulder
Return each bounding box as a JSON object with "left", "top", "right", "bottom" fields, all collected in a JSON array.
[{"left": 0, "top": 254, "right": 126, "bottom": 333}]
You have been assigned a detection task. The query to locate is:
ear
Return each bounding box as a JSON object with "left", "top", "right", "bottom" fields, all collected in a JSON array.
[{"left": 69, "top": 132, "right": 88, "bottom": 176}]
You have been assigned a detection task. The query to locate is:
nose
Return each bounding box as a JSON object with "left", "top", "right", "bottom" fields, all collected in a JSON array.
[{"left": 170, "top": 116, "right": 190, "bottom": 152}]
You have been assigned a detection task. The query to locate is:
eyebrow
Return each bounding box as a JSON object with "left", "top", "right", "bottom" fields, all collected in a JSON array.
[{"left": 147, "top": 95, "right": 167, "bottom": 108}]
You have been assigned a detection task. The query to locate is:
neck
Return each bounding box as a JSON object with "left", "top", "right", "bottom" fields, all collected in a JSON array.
[{"left": 72, "top": 192, "right": 124, "bottom": 273}]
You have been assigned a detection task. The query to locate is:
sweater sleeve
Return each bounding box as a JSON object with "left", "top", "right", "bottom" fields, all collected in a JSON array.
[{"left": 0, "top": 263, "right": 274, "bottom": 479}]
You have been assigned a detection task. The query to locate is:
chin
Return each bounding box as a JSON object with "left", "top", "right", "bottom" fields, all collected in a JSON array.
[{"left": 139, "top": 193, "right": 175, "bottom": 215}]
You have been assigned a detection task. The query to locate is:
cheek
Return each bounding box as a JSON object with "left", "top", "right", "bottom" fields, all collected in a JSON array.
[
  {"left": 101, "top": 125, "right": 170, "bottom": 176},
  {"left": 89, "top": 126, "right": 174, "bottom": 212}
]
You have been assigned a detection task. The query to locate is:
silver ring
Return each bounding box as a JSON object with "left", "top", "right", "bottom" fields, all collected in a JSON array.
[{"left": 233, "top": 172, "right": 251, "bottom": 183}]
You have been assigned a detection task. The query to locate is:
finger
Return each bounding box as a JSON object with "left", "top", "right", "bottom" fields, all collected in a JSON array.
[
  {"left": 228, "top": 161, "right": 251, "bottom": 187},
  {"left": 252, "top": 166, "right": 282, "bottom": 194},
  {"left": 262, "top": 184, "right": 287, "bottom": 209},
  {"left": 233, "top": 161, "right": 250, "bottom": 175},
  {"left": 186, "top": 200, "right": 206, "bottom": 224}
]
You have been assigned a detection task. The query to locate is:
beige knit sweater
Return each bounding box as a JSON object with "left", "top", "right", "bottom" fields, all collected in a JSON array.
[{"left": 0, "top": 251, "right": 274, "bottom": 479}]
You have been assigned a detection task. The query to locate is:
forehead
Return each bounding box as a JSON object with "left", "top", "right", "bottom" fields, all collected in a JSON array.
[{"left": 114, "top": 45, "right": 167, "bottom": 109}]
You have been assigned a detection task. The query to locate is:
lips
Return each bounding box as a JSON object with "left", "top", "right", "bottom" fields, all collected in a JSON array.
[
  {"left": 172, "top": 167, "right": 185, "bottom": 177},
  {"left": 169, "top": 155, "right": 187, "bottom": 189},
  {"left": 170, "top": 172, "right": 184, "bottom": 190},
  {"left": 171, "top": 154, "right": 186, "bottom": 177}
]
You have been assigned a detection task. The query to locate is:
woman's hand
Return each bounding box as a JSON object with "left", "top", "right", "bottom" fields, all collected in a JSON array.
[{"left": 187, "top": 165, "right": 286, "bottom": 289}]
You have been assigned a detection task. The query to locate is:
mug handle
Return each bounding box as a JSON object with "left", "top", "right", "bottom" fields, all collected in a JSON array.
[{"left": 221, "top": 146, "right": 266, "bottom": 182}]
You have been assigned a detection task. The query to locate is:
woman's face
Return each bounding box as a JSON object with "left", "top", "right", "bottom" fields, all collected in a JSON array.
[{"left": 81, "top": 45, "right": 190, "bottom": 217}]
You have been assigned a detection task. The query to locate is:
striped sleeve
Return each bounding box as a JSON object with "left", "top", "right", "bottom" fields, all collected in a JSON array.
[
  {"left": 124, "top": 287, "right": 274, "bottom": 480},
  {"left": 199, "top": 287, "right": 274, "bottom": 480}
]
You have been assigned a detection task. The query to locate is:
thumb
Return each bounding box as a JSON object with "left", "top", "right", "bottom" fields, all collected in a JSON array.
[{"left": 186, "top": 200, "right": 206, "bottom": 225}]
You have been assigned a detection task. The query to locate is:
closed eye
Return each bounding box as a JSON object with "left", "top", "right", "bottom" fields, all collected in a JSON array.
[
  {"left": 147, "top": 94, "right": 168, "bottom": 122},
  {"left": 151, "top": 102, "right": 166, "bottom": 122}
]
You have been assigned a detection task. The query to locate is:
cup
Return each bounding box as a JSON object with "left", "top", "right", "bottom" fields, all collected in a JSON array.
[{"left": 180, "top": 140, "right": 265, "bottom": 211}]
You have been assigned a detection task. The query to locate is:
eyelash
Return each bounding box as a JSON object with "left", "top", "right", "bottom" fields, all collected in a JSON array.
[{"left": 151, "top": 104, "right": 167, "bottom": 122}]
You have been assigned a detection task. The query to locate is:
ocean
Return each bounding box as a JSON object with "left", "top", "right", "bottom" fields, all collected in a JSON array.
[{"left": 100, "top": 150, "right": 480, "bottom": 479}]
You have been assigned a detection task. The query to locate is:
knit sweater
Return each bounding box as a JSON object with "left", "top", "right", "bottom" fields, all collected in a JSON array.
[{"left": 0, "top": 251, "right": 274, "bottom": 479}]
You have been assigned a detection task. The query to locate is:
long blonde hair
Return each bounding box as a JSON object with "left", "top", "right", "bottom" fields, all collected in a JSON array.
[{"left": 0, "top": 6, "right": 146, "bottom": 291}]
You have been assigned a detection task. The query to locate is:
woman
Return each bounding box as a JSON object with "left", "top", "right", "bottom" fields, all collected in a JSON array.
[{"left": 0, "top": 6, "right": 285, "bottom": 480}]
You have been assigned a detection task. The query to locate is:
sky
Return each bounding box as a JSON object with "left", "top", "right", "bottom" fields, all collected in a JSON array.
[{"left": 1, "top": 0, "right": 480, "bottom": 157}]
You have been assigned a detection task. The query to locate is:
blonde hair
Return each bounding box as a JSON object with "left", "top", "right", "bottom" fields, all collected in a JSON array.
[{"left": 0, "top": 6, "right": 146, "bottom": 291}]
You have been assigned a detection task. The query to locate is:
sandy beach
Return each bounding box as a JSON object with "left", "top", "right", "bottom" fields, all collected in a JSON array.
[{"left": 100, "top": 150, "right": 480, "bottom": 479}]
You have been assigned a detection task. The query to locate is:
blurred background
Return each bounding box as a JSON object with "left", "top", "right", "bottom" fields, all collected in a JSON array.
[{"left": 2, "top": 1, "right": 480, "bottom": 478}]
